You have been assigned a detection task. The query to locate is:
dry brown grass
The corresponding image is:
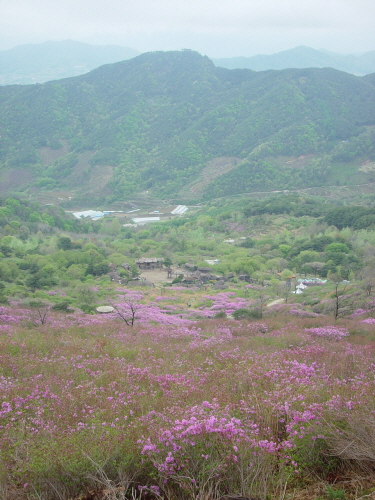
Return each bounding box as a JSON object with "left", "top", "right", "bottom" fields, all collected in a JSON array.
[{"left": 325, "top": 416, "right": 375, "bottom": 471}]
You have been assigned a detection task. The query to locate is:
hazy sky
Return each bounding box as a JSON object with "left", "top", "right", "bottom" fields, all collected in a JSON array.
[{"left": 1, "top": 0, "right": 374, "bottom": 57}]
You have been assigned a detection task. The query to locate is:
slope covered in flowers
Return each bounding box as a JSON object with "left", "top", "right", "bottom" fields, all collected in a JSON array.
[{"left": 1, "top": 302, "right": 375, "bottom": 499}]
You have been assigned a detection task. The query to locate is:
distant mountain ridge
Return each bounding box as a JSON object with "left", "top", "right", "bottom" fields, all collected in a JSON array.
[
  {"left": 1, "top": 50, "right": 375, "bottom": 204},
  {"left": 213, "top": 46, "right": 375, "bottom": 76},
  {"left": 1, "top": 42, "right": 375, "bottom": 87},
  {"left": 0, "top": 40, "right": 139, "bottom": 85}
]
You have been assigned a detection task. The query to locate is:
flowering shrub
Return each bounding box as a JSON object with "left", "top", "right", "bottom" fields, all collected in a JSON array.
[
  {"left": 290, "top": 309, "right": 320, "bottom": 317},
  {"left": 360, "top": 317, "right": 375, "bottom": 325},
  {"left": 246, "top": 322, "right": 268, "bottom": 334},
  {"left": 350, "top": 308, "right": 369, "bottom": 318},
  {"left": 200, "top": 292, "right": 254, "bottom": 318},
  {"left": 154, "top": 296, "right": 177, "bottom": 301},
  {"left": 304, "top": 326, "right": 350, "bottom": 340},
  {"left": 138, "top": 399, "right": 294, "bottom": 495}
]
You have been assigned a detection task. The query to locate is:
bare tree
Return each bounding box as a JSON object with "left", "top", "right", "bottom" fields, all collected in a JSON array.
[
  {"left": 36, "top": 306, "right": 49, "bottom": 325},
  {"left": 29, "top": 301, "right": 50, "bottom": 325},
  {"left": 277, "top": 282, "right": 292, "bottom": 304},
  {"left": 256, "top": 290, "right": 268, "bottom": 318},
  {"left": 113, "top": 301, "right": 139, "bottom": 327},
  {"left": 330, "top": 280, "right": 356, "bottom": 321},
  {"left": 361, "top": 266, "right": 375, "bottom": 296}
]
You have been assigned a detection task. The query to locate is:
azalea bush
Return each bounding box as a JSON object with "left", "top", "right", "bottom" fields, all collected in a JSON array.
[{"left": 304, "top": 325, "right": 350, "bottom": 341}]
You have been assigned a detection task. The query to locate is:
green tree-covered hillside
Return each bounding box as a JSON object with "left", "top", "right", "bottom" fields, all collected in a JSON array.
[{"left": 1, "top": 50, "right": 375, "bottom": 202}]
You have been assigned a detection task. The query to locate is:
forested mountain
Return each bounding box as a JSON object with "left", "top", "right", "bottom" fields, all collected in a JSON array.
[
  {"left": 1, "top": 50, "right": 375, "bottom": 204},
  {"left": 213, "top": 46, "right": 375, "bottom": 76},
  {"left": 0, "top": 40, "right": 139, "bottom": 85}
]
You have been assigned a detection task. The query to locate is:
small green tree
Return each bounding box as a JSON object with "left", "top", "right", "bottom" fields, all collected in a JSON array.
[
  {"left": 164, "top": 257, "right": 173, "bottom": 269},
  {"left": 232, "top": 308, "right": 252, "bottom": 320},
  {"left": 130, "top": 264, "right": 140, "bottom": 278},
  {"left": 277, "top": 281, "right": 292, "bottom": 304},
  {"left": 0, "top": 282, "right": 7, "bottom": 304},
  {"left": 57, "top": 236, "right": 73, "bottom": 250},
  {"left": 52, "top": 301, "right": 74, "bottom": 313}
]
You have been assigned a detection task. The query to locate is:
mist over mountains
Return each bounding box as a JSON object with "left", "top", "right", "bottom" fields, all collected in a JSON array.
[
  {"left": 0, "top": 40, "right": 139, "bottom": 85},
  {"left": 1, "top": 41, "right": 374, "bottom": 86},
  {"left": 1, "top": 50, "right": 375, "bottom": 204},
  {"left": 213, "top": 46, "right": 375, "bottom": 76}
]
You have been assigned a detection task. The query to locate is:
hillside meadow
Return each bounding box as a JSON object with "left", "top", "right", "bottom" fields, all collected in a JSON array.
[{"left": 1, "top": 287, "right": 375, "bottom": 500}]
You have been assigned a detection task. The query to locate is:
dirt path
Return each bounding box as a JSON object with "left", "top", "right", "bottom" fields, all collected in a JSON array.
[
  {"left": 139, "top": 269, "right": 172, "bottom": 284},
  {"left": 139, "top": 267, "right": 187, "bottom": 285},
  {"left": 267, "top": 298, "right": 284, "bottom": 307}
]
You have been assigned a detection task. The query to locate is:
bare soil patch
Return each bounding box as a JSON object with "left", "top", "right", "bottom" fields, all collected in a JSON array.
[
  {"left": 359, "top": 159, "right": 375, "bottom": 172},
  {"left": 64, "top": 150, "right": 96, "bottom": 188},
  {"left": 39, "top": 143, "right": 69, "bottom": 166},
  {"left": 285, "top": 154, "right": 315, "bottom": 168},
  {"left": 139, "top": 267, "right": 185, "bottom": 285},
  {"left": 33, "top": 160, "right": 114, "bottom": 205},
  {"left": 34, "top": 190, "right": 75, "bottom": 205},
  {"left": 86, "top": 165, "right": 114, "bottom": 195},
  {"left": 0, "top": 168, "right": 34, "bottom": 193},
  {"left": 180, "top": 156, "right": 242, "bottom": 197}
]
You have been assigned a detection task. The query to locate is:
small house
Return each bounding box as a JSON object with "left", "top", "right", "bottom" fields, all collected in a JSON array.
[
  {"left": 239, "top": 274, "right": 250, "bottom": 282},
  {"left": 197, "top": 267, "right": 212, "bottom": 274},
  {"left": 185, "top": 263, "right": 198, "bottom": 272},
  {"left": 136, "top": 257, "right": 165, "bottom": 270}
]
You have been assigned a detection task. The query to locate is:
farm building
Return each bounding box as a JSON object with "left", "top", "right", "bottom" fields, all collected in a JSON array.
[
  {"left": 72, "top": 210, "right": 122, "bottom": 220},
  {"left": 72, "top": 210, "right": 104, "bottom": 220},
  {"left": 185, "top": 263, "right": 198, "bottom": 272},
  {"left": 136, "top": 258, "right": 165, "bottom": 270},
  {"left": 171, "top": 205, "right": 188, "bottom": 215},
  {"left": 132, "top": 217, "right": 160, "bottom": 226},
  {"left": 197, "top": 267, "right": 212, "bottom": 273}
]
